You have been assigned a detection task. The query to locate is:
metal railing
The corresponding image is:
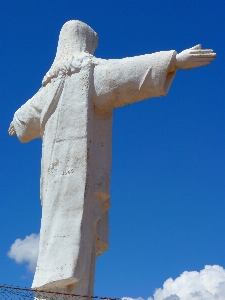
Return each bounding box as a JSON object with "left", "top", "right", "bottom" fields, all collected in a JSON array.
[{"left": 0, "top": 286, "right": 118, "bottom": 300}]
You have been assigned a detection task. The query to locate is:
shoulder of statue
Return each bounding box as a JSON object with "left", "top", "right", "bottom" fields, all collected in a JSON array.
[{"left": 42, "top": 55, "right": 104, "bottom": 87}]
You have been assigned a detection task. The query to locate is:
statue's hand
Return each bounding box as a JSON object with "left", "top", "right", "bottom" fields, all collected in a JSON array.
[
  {"left": 175, "top": 44, "right": 216, "bottom": 70},
  {"left": 8, "top": 121, "right": 16, "bottom": 136}
]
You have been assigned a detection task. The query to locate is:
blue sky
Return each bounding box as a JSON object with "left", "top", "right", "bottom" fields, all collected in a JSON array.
[{"left": 0, "top": 1, "right": 224, "bottom": 299}]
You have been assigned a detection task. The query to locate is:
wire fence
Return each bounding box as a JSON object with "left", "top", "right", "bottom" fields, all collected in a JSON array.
[{"left": 0, "top": 286, "right": 119, "bottom": 300}]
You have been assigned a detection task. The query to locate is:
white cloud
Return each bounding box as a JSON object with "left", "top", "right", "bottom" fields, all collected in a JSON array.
[
  {"left": 148, "top": 265, "right": 225, "bottom": 300},
  {"left": 7, "top": 233, "right": 40, "bottom": 272},
  {"left": 122, "top": 266, "right": 225, "bottom": 300}
]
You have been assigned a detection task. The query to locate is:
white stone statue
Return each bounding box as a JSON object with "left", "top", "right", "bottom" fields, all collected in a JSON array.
[{"left": 8, "top": 20, "right": 216, "bottom": 297}]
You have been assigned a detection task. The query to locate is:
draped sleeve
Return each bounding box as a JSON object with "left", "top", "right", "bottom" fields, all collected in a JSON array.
[
  {"left": 13, "top": 77, "right": 64, "bottom": 143},
  {"left": 93, "top": 50, "right": 177, "bottom": 113},
  {"left": 13, "top": 88, "right": 44, "bottom": 143}
]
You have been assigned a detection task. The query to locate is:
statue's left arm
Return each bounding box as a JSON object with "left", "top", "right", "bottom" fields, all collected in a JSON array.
[
  {"left": 93, "top": 45, "right": 215, "bottom": 113},
  {"left": 8, "top": 87, "right": 45, "bottom": 143},
  {"left": 8, "top": 75, "right": 65, "bottom": 142}
]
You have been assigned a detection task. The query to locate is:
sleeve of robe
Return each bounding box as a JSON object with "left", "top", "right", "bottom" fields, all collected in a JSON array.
[
  {"left": 13, "top": 87, "right": 45, "bottom": 143},
  {"left": 93, "top": 50, "right": 177, "bottom": 112},
  {"left": 13, "top": 77, "right": 64, "bottom": 143}
]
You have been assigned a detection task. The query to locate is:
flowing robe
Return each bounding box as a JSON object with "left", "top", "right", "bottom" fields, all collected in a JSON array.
[{"left": 13, "top": 51, "right": 177, "bottom": 289}]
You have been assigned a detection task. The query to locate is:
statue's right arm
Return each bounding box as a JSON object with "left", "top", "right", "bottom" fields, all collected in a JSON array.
[
  {"left": 93, "top": 45, "right": 215, "bottom": 114},
  {"left": 93, "top": 51, "right": 177, "bottom": 113}
]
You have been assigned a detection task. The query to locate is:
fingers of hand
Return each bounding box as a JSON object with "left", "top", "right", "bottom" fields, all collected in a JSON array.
[
  {"left": 8, "top": 124, "right": 16, "bottom": 136},
  {"left": 8, "top": 130, "right": 16, "bottom": 136},
  {"left": 191, "top": 54, "right": 216, "bottom": 60},
  {"left": 190, "top": 49, "right": 215, "bottom": 54},
  {"left": 192, "top": 55, "right": 216, "bottom": 60}
]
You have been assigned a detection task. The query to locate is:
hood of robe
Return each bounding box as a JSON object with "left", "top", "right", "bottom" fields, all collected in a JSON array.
[{"left": 42, "top": 20, "right": 99, "bottom": 86}]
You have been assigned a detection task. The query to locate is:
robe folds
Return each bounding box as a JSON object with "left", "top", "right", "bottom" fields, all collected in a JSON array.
[{"left": 13, "top": 51, "right": 177, "bottom": 289}]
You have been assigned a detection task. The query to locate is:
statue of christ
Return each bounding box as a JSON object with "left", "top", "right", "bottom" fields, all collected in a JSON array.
[{"left": 8, "top": 20, "right": 216, "bottom": 297}]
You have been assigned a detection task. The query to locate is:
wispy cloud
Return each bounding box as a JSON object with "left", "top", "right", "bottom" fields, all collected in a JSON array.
[{"left": 7, "top": 233, "right": 40, "bottom": 272}]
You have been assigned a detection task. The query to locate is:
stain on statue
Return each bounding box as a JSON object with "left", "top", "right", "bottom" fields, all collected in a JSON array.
[{"left": 8, "top": 20, "right": 216, "bottom": 298}]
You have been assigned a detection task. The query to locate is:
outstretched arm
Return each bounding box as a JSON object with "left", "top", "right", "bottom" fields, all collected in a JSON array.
[
  {"left": 94, "top": 51, "right": 177, "bottom": 113},
  {"left": 94, "top": 45, "right": 216, "bottom": 113},
  {"left": 170, "top": 44, "right": 216, "bottom": 72},
  {"left": 8, "top": 88, "right": 44, "bottom": 143},
  {"left": 9, "top": 76, "right": 65, "bottom": 142}
]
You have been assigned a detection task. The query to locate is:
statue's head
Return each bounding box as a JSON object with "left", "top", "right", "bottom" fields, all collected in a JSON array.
[
  {"left": 42, "top": 20, "right": 99, "bottom": 86},
  {"left": 56, "top": 20, "right": 99, "bottom": 56}
]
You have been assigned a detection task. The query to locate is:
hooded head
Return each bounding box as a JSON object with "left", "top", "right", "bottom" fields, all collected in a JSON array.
[
  {"left": 43, "top": 20, "right": 99, "bottom": 86},
  {"left": 56, "top": 20, "right": 98, "bottom": 57}
]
